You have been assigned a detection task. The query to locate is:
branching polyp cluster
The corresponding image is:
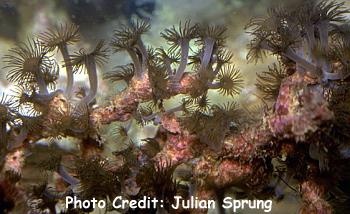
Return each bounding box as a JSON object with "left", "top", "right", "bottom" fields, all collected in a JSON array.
[{"left": 247, "top": 0, "right": 350, "bottom": 82}]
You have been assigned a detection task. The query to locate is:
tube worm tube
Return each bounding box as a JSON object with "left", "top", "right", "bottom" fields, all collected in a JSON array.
[
  {"left": 200, "top": 37, "right": 215, "bottom": 71},
  {"left": 59, "top": 44, "right": 74, "bottom": 98},
  {"left": 318, "top": 21, "right": 329, "bottom": 53},
  {"left": 174, "top": 40, "right": 190, "bottom": 81},
  {"left": 208, "top": 82, "right": 221, "bottom": 89},
  {"left": 283, "top": 48, "right": 318, "bottom": 73},
  {"left": 32, "top": 89, "right": 63, "bottom": 104},
  {"left": 304, "top": 23, "right": 316, "bottom": 64},
  {"left": 58, "top": 165, "right": 79, "bottom": 186},
  {"left": 81, "top": 56, "right": 98, "bottom": 105},
  {"left": 128, "top": 49, "right": 143, "bottom": 78},
  {"left": 259, "top": 41, "right": 317, "bottom": 74},
  {"left": 317, "top": 21, "right": 335, "bottom": 81},
  {"left": 136, "top": 39, "right": 148, "bottom": 71},
  {"left": 295, "top": 46, "right": 306, "bottom": 74}
]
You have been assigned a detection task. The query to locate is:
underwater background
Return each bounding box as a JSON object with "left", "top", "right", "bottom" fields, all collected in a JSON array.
[{"left": 1, "top": 0, "right": 350, "bottom": 213}]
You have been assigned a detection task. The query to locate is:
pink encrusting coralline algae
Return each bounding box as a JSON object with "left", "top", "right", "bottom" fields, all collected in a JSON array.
[{"left": 267, "top": 72, "right": 334, "bottom": 141}]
